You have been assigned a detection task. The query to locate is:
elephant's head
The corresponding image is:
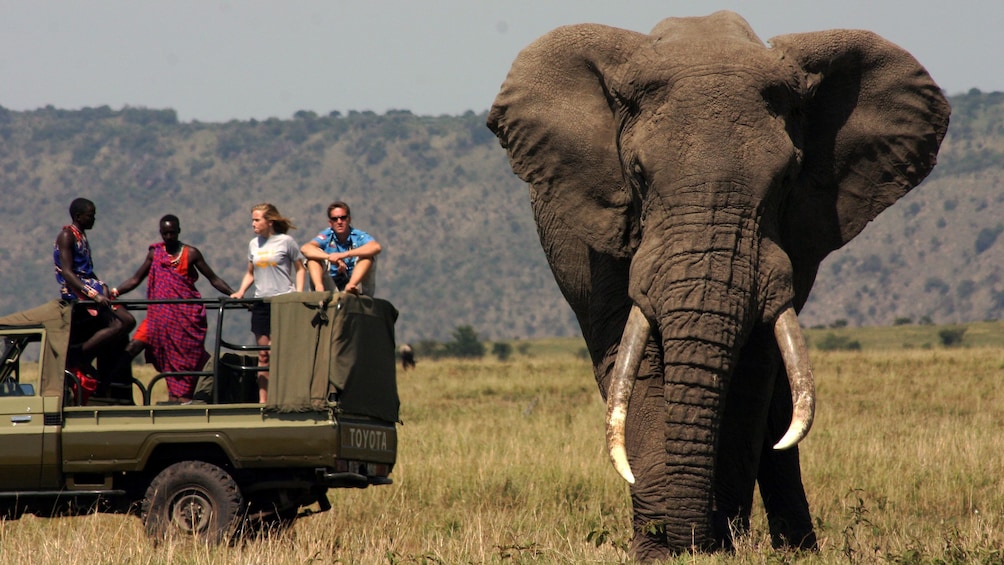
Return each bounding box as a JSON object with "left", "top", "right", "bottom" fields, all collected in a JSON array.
[{"left": 488, "top": 11, "right": 949, "bottom": 557}]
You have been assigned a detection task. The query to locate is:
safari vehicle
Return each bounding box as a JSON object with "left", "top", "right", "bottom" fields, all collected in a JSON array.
[{"left": 0, "top": 291, "right": 399, "bottom": 542}]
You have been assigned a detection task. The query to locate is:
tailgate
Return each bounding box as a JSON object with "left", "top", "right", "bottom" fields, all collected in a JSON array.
[{"left": 338, "top": 418, "right": 397, "bottom": 464}]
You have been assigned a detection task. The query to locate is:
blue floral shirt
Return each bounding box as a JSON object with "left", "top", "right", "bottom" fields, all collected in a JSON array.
[{"left": 310, "top": 227, "right": 375, "bottom": 286}]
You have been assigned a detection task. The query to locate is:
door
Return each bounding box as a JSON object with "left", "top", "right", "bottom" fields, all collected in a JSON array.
[
  {"left": 0, "top": 395, "right": 46, "bottom": 490},
  {"left": 0, "top": 332, "right": 47, "bottom": 490}
]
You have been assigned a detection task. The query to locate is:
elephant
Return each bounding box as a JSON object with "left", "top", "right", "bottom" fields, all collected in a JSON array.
[{"left": 487, "top": 11, "right": 949, "bottom": 560}]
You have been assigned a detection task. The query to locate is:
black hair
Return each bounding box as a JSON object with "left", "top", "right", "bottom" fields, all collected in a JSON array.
[
  {"left": 69, "top": 198, "right": 94, "bottom": 219},
  {"left": 160, "top": 214, "right": 181, "bottom": 227}
]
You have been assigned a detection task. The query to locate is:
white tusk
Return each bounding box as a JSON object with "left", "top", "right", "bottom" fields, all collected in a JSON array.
[
  {"left": 772, "top": 304, "right": 816, "bottom": 450},
  {"left": 605, "top": 305, "right": 651, "bottom": 485}
]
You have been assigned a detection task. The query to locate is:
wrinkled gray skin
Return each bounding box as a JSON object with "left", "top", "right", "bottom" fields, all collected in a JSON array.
[{"left": 488, "top": 11, "right": 949, "bottom": 560}]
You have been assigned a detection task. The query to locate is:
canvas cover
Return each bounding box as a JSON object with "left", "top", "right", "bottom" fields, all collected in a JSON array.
[
  {"left": 268, "top": 291, "right": 400, "bottom": 422},
  {"left": 0, "top": 300, "right": 72, "bottom": 397}
]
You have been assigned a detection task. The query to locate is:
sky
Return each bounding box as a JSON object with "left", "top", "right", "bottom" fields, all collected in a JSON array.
[{"left": 0, "top": 1, "right": 1000, "bottom": 123}]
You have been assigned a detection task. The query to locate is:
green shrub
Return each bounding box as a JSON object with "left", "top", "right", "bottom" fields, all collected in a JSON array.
[
  {"left": 444, "top": 325, "right": 485, "bottom": 358},
  {"left": 815, "top": 333, "right": 862, "bottom": 351},
  {"left": 492, "top": 342, "right": 513, "bottom": 362},
  {"left": 938, "top": 327, "right": 967, "bottom": 347}
]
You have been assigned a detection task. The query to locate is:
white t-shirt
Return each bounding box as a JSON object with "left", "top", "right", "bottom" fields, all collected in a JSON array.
[{"left": 248, "top": 233, "right": 303, "bottom": 298}]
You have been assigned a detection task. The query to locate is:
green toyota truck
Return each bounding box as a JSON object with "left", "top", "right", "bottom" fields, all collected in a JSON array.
[{"left": 0, "top": 291, "right": 399, "bottom": 543}]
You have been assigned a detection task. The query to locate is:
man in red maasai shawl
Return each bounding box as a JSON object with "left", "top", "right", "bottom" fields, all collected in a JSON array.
[{"left": 114, "top": 215, "right": 236, "bottom": 402}]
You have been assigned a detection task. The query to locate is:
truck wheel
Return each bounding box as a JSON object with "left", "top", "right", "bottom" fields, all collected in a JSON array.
[{"left": 142, "top": 460, "right": 245, "bottom": 544}]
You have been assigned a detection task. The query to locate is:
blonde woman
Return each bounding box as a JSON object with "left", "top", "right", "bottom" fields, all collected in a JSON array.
[{"left": 231, "top": 203, "right": 305, "bottom": 403}]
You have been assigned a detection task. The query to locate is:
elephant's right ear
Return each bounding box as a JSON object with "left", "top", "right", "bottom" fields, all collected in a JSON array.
[{"left": 487, "top": 24, "right": 645, "bottom": 258}]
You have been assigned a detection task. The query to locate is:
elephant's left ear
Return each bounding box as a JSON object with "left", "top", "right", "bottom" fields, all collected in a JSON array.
[{"left": 770, "top": 30, "right": 951, "bottom": 268}]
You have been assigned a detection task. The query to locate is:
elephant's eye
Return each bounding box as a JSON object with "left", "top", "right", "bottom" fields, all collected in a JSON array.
[
  {"left": 763, "top": 83, "right": 794, "bottom": 118},
  {"left": 631, "top": 160, "right": 649, "bottom": 197}
]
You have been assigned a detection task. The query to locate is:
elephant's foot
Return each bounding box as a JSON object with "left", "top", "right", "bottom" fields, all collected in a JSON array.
[
  {"left": 631, "top": 519, "right": 728, "bottom": 561},
  {"left": 767, "top": 517, "right": 818, "bottom": 551},
  {"left": 713, "top": 506, "right": 817, "bottom": 552},
  {"left": 712, "top": 508, "right": 749, "bottom": 551},
  {"left": 630, "top": 528, "right": 671, "bottom": 563},
  {"left": 629, "top": 509, "right": 816, "bottom": 558}
]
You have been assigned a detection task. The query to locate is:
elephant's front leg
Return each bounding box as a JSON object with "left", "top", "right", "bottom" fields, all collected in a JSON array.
[
  {"left": 714, "top": 326, "right": 817, "bottom": 550},
  {"left": 758, "top": 371, "right": 817, "bottom": 550}
]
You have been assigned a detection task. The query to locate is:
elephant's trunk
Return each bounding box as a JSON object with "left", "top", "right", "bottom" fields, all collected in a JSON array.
[{"left": 658, "top": 315, "right": 737, "bottom": 548}]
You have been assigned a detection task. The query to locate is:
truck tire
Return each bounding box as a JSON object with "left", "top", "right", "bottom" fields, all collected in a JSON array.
[{"left": 142, "top": 460, "right": 245, "bottom": 544}]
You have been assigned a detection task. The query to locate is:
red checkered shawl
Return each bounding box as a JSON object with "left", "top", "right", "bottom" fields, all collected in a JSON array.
[{"left": 144, "top": 244, "right": 209, "bottom": 395}]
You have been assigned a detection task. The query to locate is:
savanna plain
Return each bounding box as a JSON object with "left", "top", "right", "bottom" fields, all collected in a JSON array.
[{"left": 3, "top": 323, "right": 1004, "bottom": 564}]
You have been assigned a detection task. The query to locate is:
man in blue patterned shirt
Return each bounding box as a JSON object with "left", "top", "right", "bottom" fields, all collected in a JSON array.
[{"left": 301, "top": 201, "right": 382, "bottom": 295}]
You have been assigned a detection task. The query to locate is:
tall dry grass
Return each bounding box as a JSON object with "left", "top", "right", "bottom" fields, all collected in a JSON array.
[{"left": 3, "top": 344, "right": 1004, "bottom": 564}]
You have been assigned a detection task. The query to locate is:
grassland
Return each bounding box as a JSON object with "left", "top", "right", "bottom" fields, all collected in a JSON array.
[{"left": 3, "top": 323, "right": 1004, "bottom": 564}]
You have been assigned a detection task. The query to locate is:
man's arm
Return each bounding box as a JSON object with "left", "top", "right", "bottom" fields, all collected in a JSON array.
[
  {"left": 112, "top": 249, "right": 155, "bottom": 297},
  {"left": 189, "top": 247, "right": 236, "bottom": 295},
  {"left": 328, "top": 239, "right": 382, "bottom": 264},
  {"left": 299, "top": 239, "right": 329, "bottom": 261}
]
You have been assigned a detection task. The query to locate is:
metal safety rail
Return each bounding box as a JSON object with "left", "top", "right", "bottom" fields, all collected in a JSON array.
[{"left": 98, "top": 297, "right": 268, "bottom": 405}]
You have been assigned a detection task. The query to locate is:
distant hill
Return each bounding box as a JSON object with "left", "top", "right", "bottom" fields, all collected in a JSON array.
[{"left": 1, "top": 91, "right": 1001, "bottom": 343}]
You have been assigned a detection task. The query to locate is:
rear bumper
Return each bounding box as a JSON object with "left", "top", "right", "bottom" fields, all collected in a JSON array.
[{"left": 316, "top": 469, "right": 393, "bottom": 488}]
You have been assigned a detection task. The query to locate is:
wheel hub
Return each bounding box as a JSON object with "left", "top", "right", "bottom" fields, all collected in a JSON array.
[{"left": 170, "top": 488, "right": 215, "bottom": 534}]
